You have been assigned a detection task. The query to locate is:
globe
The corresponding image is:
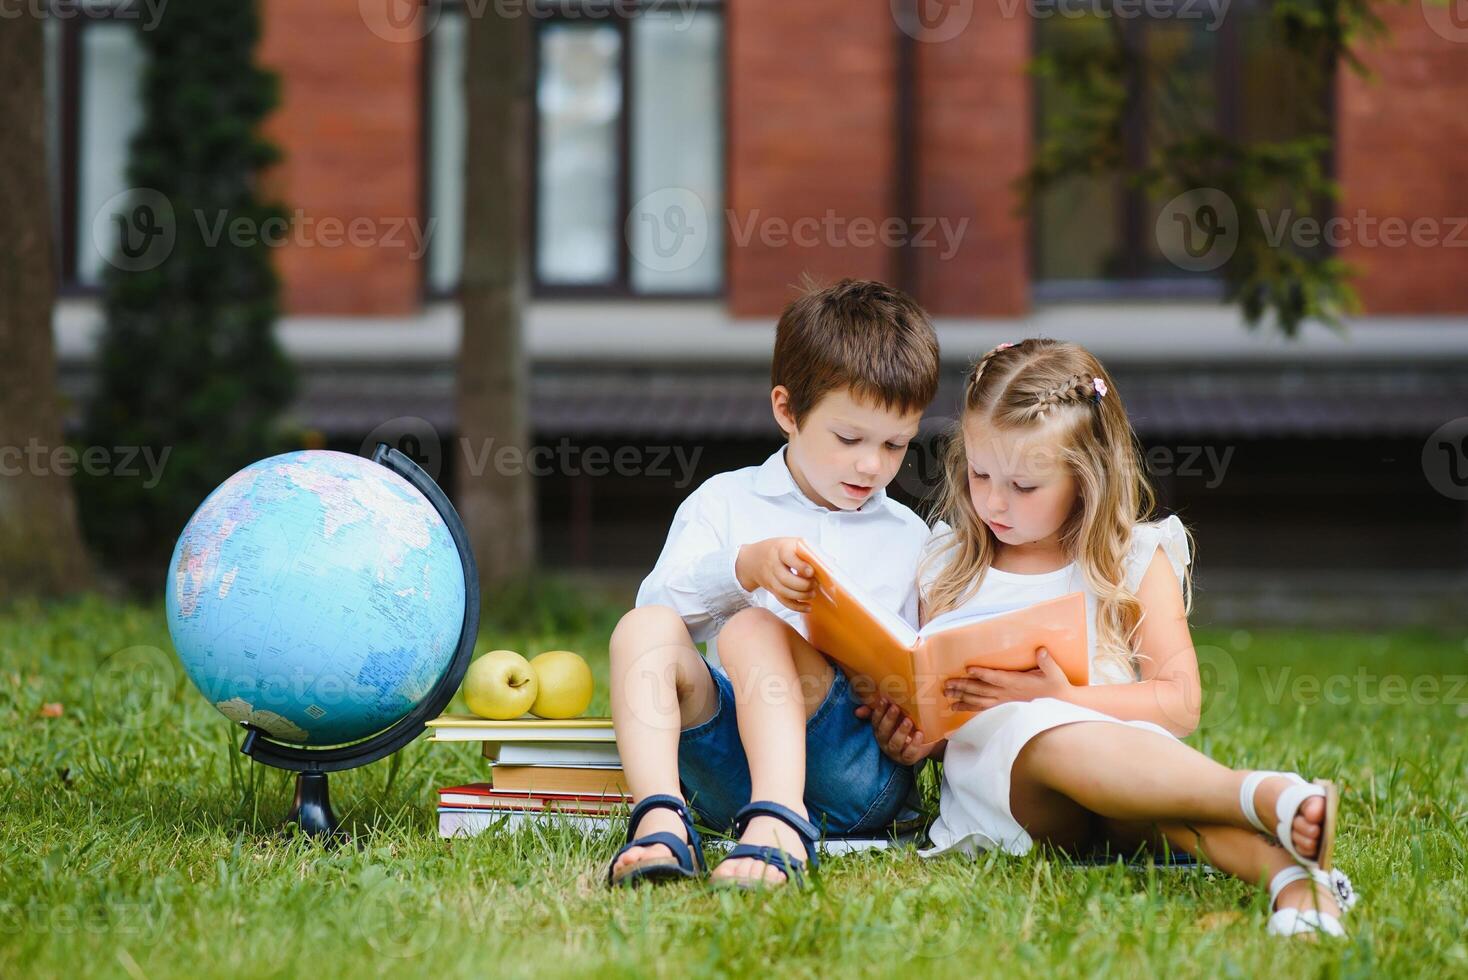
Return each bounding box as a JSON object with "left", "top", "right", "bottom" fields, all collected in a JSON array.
[{"left": 166, "top": 449, "right": 468, "bottom": 747}]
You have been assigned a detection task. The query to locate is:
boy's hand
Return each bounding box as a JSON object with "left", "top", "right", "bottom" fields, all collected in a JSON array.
[
  {"left": 735, "top": 537, "right": 815, "bottom": 613},
  {"left": 854, "top": 696, "right": 944, "bottom": 766}
]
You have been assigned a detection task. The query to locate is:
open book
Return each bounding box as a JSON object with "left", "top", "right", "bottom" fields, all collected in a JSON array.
[{"left": 795, "top": 541, "right": 1089, "bottom": 739}]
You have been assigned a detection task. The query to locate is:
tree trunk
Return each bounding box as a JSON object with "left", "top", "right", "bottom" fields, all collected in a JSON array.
[
  {"left": 456, "top": 9, "right": 536, "bottom": 589},
  {"left": 0, "top": 17, "right": 93, "bottom": 598}
]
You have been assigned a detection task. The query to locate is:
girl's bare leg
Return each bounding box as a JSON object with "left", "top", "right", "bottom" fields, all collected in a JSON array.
[
  {"left": 1011, "top": 721, "right": 1328, "bottom": 860},
  {"left": 1009, "top": 721, "right": 1340, "bottom": 916},
  {"left": 608, "top": 605, "right": 719, "bottom": 875},
  {"left": 711, "top": 607, "right": 834, "bottom": 884},
  {"left": 1100, "top": 819, "right": 1340, "bottom": 917}
]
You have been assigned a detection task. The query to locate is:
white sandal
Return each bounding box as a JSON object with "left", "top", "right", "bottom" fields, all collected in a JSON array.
[
  {"left": 1239, "top": 770, "right": 1339, "bottom": 870},
  {"left": 1266, "top": 864, "right": 1358, "bottom": 938}
]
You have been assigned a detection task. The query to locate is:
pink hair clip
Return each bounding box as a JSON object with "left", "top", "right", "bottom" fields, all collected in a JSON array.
[
  {"left": 1092, "top": 378, "right": 1108, "bottom": 402},
  {"left": 994, "top": 342, "right": 1014, "bottom": 352}
]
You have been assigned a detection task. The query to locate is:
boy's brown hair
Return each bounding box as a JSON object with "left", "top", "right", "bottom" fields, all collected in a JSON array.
[{"left": 771, "top": 277, "right": 940, "bottom": 429}]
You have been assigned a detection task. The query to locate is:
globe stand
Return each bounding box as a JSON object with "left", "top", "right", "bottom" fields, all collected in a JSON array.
[
  {"left": 286, "top": 771, "right": 343, "bottom": 844},
  {"left": 236, "top": 444, "right": 480, "bottom": 849}
]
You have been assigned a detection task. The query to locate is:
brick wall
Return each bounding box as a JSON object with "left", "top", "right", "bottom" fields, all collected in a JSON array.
[
  {"left": 726, "top": 1, "right": 1032, "bottom": 318},
  {"left": 726, "top": 0, "right": 900, "bottom": 316},
  {"left": 247, "top": 3, "right": 1465, "bottom": 319},
  {"left": 911, "top": 3, "right": 1031, "bottom": 317},
  {"left": 1337, "top": 7, "right": 1468, "bottom": 314},
  {"left": 258, "top": 0, "right": 423, "bottom": 315}
]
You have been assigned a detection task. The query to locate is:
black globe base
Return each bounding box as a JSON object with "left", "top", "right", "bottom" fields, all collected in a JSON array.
[{"left": 284, "top": 771, "right": 348, "bottom": 846}]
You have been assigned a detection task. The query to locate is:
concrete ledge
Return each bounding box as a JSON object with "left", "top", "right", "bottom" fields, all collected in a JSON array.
[{"left": 54, "top": 298, "right": 1468, "bottom": 367}]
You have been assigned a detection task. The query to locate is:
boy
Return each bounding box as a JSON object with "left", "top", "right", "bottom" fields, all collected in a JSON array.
[{"left": 606, "top": 278, "right": 941, "bottom": 888}]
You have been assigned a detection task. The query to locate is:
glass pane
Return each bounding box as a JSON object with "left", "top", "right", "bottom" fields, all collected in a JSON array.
[
  {"left": 628, "top": 10, "right": 723, "bottom": 294},
  {"left": 1035, "top": 173, "right": 1124, "bottom": 281},
  {"left": 76, "top": 22, "right": 147, "bottom": 286},
  {"left": 1032, "top": 16, "right": 1124, "bottom": 282},
  {"left": 536, "top": 22, "right": 621, "bottom": 286},
  {"left": 1238, "top": 2, "right": 1331, "bottom": 259},
  {"left": 1141, "top": 20, "right": 1219, "bottom": 277},
  {"left": 427, "top": 12, "right": 467, "bottom": 294},
  {"left": 1238, "top": 1, "right": 1331, "bottom": 144}
]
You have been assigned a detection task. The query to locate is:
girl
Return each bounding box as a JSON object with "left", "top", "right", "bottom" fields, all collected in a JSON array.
[{"left": 859, "top": 338, "right": 1357, "bottom": 938}]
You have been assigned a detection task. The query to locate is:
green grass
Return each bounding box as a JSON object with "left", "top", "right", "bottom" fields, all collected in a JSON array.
[{"left": 2, "top": 586, "right": 1466, "bottom": 978}]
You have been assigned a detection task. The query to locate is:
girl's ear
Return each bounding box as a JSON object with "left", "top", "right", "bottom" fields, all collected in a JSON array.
[{"left": 1064, "top": 491, "right": 1086, "bottom": 534}]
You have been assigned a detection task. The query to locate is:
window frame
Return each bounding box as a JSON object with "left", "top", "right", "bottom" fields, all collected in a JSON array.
[
  {"left": 423, "top": 0, "right": 728, "bottom": 303},
  {"left": 52, "top": 7, "right": 122, "bottom": 296},
  {"left": 1028, "top": 5, "right": 1336, "bottom": 301}
]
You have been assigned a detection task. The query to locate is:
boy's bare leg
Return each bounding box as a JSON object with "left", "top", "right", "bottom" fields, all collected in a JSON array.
[
  {"left": 608, "top": 605, "right": 720, "bottom": 875},
  {"left": 710, "top": 607, "right": 834, "bottom": 884}
]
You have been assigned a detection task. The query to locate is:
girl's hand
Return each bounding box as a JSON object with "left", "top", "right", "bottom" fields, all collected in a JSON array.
[
  {"left": 945, "top": 648, "right": 1073, "bottom": 712},
  {"left": 854, "top": 697, "right": 944, "bottom": 765}
]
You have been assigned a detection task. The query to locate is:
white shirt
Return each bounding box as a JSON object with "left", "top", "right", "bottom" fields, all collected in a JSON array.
[{"left": 636, "top": 445, "right": 931, "bottom": 668}]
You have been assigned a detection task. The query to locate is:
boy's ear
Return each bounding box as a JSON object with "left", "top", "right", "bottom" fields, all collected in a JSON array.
[{"left": 770, "top": 386, "right": 798, "bottom": 438}]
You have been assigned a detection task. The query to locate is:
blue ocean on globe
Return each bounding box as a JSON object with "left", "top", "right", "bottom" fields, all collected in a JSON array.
[{"left": 165, "top": 450, "right": 467, "bottom": 746}]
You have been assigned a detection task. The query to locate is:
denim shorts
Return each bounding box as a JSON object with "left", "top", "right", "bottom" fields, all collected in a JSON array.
[{"left": 677, "top": 657, "right": 923, "bottom": 835}]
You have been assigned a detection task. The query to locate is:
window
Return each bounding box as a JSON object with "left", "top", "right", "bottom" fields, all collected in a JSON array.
[
  {"left": 1031, "top": 1, "right": 1332, "bottom": 296},
  {"left": 427, "top": 0, "right": 725, "bottom": 297},
  {"left": 49, "top": 12, "right": 148, "bottom": 290}
]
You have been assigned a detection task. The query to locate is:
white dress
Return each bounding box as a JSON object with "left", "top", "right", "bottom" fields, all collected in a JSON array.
[{"left": 918, "top": 515, "right": 1192, "bottom": 858}]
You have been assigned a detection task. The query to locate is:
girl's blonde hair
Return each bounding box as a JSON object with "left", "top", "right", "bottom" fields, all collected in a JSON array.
[{"left": 919, "top": 338, "right": 1194, "bottom": 676}]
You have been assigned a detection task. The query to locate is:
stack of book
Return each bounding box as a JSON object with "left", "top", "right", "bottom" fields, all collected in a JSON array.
[
  {"left": 425, "top": 714, "right": 628, "bottom": 838},
  {"left": 424, "top": 713, "right": 930, "bottom": 854}
]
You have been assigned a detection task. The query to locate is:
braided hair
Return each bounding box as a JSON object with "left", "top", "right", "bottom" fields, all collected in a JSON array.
[{"left": 966, "top": 340, "right": 1106, "bottom": 424}]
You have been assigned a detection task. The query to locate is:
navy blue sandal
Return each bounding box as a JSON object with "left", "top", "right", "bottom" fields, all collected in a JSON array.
[
  {"left": 607, "top": 794, "right": 707, "bottom": 888},
  {"left": 713, "top": 801, "right": 821, "bottom": 889}
]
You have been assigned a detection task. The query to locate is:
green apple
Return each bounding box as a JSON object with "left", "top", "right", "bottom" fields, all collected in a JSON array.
[
  {"left": 528, "top": 650, "right": 594, "bottom": 719},
  {"left": 463, "top": 649, "right": 538, "bottom": 720}
]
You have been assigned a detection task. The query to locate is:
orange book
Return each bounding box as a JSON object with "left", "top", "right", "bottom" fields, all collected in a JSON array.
[
  {"left": 795, "top": 542, "right": 1089, "bottom": 739},
  {"left": 490, "top": 766, "right": 630, "bottom": 797}
]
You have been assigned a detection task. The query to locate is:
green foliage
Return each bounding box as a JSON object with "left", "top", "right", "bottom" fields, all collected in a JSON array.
[
  {"left": 1023, "top": 0, "right": 1400, "bottom": 335},
  {"left": 77, "top": 0, "right": 296, "bottom": 592},
  {"left": 2, "top": 594, "right": 1466, "bottom": 976}
]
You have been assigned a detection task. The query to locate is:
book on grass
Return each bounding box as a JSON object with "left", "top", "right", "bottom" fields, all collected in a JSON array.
[
  {"left": 795, "top": 541, "right": 1089, "bottom": 739},
  {"left": 489, "top": 765, "right": 630, "bottom": 797},
  {"left": 440, "top": 807, "right": 617, "bottom": 838},
  {"left": 424, "top": 714, "right": 616, "bottom": 743},
  {"left": 438, "top": 783, "right": 627, "bottom": 813},
  {"left": 483, "top": 741, "right": 622, "bottom": 767}
]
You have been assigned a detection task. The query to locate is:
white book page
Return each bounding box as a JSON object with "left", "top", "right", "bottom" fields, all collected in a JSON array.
[
  {"left": 916, "top": 597, "right": 1035, "bottom": 640},
  {"left": 797, "top": 540, "right": 917, "bottom": 647}
]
